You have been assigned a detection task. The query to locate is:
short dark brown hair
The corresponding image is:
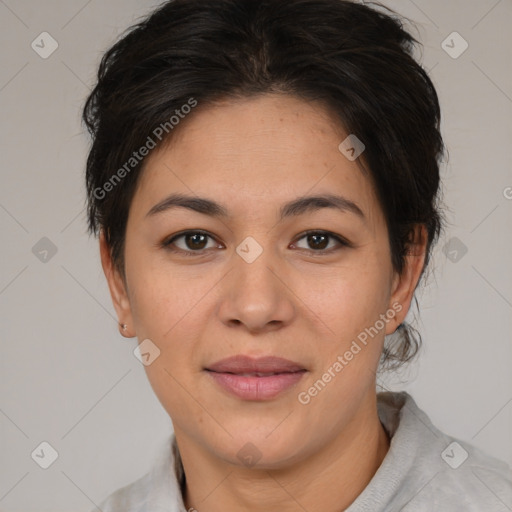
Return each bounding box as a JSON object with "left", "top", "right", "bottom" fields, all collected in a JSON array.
[{"left": 82, "top": 0, "right": 446, "bottom": 370}]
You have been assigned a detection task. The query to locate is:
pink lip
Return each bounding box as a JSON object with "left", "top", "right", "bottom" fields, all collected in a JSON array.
[
  {"left": 207, "top": 371, "right": 306, "bottom": 400},
  {"left": 205, "top": 356, "right": 307, "bottom": 401},
  {"left": 206, "top": 355, "right": 305, "bottom": 374}
]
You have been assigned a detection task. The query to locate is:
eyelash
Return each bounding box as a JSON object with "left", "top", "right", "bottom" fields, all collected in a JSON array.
[{"left": 161, "top": 229, "right": 352, "bottom": 257}]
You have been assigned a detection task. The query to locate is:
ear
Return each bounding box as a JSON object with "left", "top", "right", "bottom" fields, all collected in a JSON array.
[
  {"left": 385, "top": 224, "right": 428, "bottom": 335},
  {"left": 99, "top": 229, "right": 135, "bottom": 338}
]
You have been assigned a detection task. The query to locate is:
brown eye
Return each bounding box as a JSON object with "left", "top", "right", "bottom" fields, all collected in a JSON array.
[
  {"left": 292, "top": 230, "right": 350, "bottom": 253},
  {"left": 183, "top": 232, "right": 208, "bottom": 250},
  {"left": 163, "top": 230, "right": 219, "bottom": 254},
  {"left": 306, "top": 233, "right": 329, "bottom": 250}
]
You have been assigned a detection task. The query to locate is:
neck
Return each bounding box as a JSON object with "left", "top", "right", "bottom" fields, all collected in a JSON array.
[{"left": 176, "top": 393, "right": 389, "bottom": 512}]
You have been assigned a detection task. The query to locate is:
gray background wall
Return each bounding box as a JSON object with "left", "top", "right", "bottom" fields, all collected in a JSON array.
[{"left": 0, "top": 0, "right": 511, "bottom": 510}]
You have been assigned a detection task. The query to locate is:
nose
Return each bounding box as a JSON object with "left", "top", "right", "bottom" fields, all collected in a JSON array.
[{"left": 216, "top": 243, "right": 296, "bottom": 334}]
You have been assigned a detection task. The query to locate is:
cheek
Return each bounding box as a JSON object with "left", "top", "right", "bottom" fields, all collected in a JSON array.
[
  {"left": 125, "top": 243, "right": 205, "bottom": 338},
  {"left": 304, "top": 260, "right": 393, "bottom": 396},
  {"left": 297, "top": 256, "right": 392, "bottom": 342},
  {"left": 124, "top": 249, "right": 222, "bottom": 383},
  {"left": 127, "top": 273, "right": 177, "bottom": 339},
  {"left": 125, "top": 262, "right": 209, "bottom": 417}
]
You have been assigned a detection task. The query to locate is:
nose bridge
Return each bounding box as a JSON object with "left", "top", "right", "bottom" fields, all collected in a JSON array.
[
  {"left": 217, "top": 234, "right": 295, "bottom": 331},
  {"left": 234, "top": 238, "right": 275, "bottom": 292}
]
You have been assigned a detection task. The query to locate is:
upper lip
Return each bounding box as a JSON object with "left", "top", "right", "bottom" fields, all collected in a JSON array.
[{"left": 206, "top": 355, "right": 306, "bottom": 374}]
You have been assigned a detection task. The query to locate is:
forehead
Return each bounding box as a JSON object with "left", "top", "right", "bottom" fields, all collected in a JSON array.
[{"left": 131, "top": 94, "right": 381, "bottom": 228}]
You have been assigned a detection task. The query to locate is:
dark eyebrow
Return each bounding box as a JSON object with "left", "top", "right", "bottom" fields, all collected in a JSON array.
[
  {"left": 279, "top": 194, "right": 365, "bottom": 221},
  {"left": 146, "top": 193, "right": 229, "bottom": 218},
  {"left": 146, "top": 193, "right": 365, "bottom": 222}
]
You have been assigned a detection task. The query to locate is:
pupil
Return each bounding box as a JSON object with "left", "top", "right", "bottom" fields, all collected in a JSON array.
[
  {"left": 309, "top": 234, "right": 327, "bottom": 250},
  {"left": 188, "top": 233, "right": 207, "bottom": 249}
]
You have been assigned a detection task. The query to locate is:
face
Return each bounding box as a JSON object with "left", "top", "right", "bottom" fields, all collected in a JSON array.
[{"left": 102, "top": 94, "right": 424, "bottom": 469}]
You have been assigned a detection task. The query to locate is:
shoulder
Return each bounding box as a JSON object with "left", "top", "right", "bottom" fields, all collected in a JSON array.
[
  {"left": 404, "top": 440, "right": 512, "bottom": 511},
  {"left": 93, "top": 470, "right": 153, "bottom": 512},
  {"left": 380, "top": 391, "right": 512, "bottom": 511},
  {"left": 91, "top": 434, "right": 185, "bottom": 512}
]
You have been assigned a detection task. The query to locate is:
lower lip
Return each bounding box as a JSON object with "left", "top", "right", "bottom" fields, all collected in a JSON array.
[{"left": 206, "top": 370, "right": 306, "bottom": 400}]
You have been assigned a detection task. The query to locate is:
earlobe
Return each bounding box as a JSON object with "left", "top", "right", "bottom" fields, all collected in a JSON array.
[
  {"left": 386, "top": 225, "right": 427, "bottom": 335},
  {"left": 99, "top": 230, "right": 135, "bottom": 337}
]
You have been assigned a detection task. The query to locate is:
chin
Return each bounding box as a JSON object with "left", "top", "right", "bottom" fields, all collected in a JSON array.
[{"left": 208, "top": 428, "right": 307, "bottom": 470}]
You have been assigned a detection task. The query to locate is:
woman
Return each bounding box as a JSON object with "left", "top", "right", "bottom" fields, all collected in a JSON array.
[{"left": 83, "top": 0, "right": 512, "bottom": 510}]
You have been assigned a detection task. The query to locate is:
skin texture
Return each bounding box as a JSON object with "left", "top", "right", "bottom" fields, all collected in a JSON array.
[{"left": 100, "top": 93, "right": 427, "bottom": 511}]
